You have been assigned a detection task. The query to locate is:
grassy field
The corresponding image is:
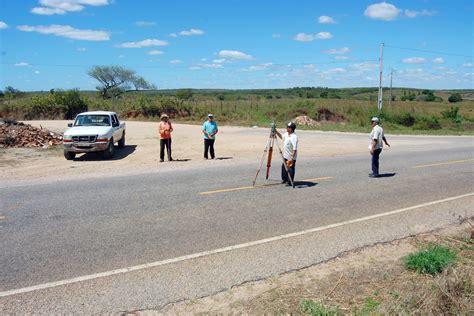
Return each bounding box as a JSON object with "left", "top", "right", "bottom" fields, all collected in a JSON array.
[{"left": 1, "top": 87, "right": 473, "bottom": 135}]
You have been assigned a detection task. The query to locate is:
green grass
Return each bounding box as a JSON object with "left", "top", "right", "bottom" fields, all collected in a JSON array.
[
  {"left": 404, "top": 243, "right": 457, "bottom": 275},
  {"left": 299, "top": 300, "right": 341, "bottom": 316}
]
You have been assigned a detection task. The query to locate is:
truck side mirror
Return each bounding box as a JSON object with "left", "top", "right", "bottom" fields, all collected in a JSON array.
[{"left": 68, "top": 123, "right": 73, "bottom": 127}]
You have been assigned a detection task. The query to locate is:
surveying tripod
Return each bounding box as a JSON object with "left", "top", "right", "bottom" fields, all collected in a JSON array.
[{"left": 252, "top": 121, "right": 295, "bottom": 188}]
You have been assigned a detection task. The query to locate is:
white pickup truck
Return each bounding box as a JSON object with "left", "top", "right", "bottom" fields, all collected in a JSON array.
[{"left": 63, "top": 111, "right": 126, "bottom": 160}]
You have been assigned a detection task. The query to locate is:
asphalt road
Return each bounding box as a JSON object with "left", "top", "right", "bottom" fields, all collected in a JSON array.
[{"left": 1, "top": 135, "right": 473, "bottom": 313}]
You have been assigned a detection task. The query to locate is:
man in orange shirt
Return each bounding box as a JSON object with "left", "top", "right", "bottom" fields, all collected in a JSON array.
[{"left": 159, "top": 113, "right": 173, "bottom": 162}]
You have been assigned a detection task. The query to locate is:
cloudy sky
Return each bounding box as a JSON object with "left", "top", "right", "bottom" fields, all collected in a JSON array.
[{"left": 0, "top": 0, "right": 472, "bottom": 91}]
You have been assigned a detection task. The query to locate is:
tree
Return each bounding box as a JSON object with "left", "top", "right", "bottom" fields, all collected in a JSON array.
[
  {"left": 176, "top": 89, "right": 193, "bottom": 101},
  {"left": 88, "top": 66, "right": 154, "bottom": 99},
  {"left": 132, "top": 76, "right": 156, "bottom": 91},
  {"left": 320, "top": 91, "right": 329, "bottom": 98}
]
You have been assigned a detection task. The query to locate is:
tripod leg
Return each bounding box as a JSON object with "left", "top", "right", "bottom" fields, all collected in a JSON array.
[
  {"left": 252, "top": 137, "right": 272, "bottom": 186},
  {"left": 275, "top": 139, "right": 295, "bottom": 188},
  {"left": 265, "top": 137, "right": 274, "bottom": 179}
]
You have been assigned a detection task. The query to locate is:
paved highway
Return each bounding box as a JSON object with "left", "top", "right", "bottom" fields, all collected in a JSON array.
[{"left": 0, "top": 135, "right": 473, "bottom": 313}]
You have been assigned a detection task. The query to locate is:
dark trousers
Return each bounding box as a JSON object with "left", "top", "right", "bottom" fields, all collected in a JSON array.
[
  {"left": 371, "top": 148, "right": 382, "bottom": 175},
  {"left": 160, "top": 138, "right": 172, "bottom": 160},
  {"left": 204, "top": 138, "right": 215, "bottom": 159},
  {"left": 281, "top": 159, "right": 296, "bottom": 182}
]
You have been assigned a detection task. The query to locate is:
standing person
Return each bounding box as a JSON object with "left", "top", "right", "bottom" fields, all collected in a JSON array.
[
  {"left": 369, "top": 117, "right": 390, "bottom": 177},
  {"left": 275, "top": 122, "right": 298, "bottom": 184},
  {"left": 159, "top": 113, "right": 173, "bottom": 162},
  {"left": 202, "top": 114, "right": 218, "bottom": 159}
]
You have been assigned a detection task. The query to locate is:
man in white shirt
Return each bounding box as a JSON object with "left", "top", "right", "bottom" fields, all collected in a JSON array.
[
  {"left": 369, "top": 117, "right": 390, "bottom": 177},
  {"left": 276, "top": 122, "right": 298, "bottom": 184}
]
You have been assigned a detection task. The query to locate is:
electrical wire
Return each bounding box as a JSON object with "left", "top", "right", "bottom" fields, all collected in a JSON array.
[{"left": 385, "top": 44, "right": 472, "bottom": 59}]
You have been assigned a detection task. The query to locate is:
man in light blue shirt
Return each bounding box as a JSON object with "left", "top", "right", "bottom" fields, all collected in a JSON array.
[{"left": 202, "top": 114, "right": 218, "bottom": 159}]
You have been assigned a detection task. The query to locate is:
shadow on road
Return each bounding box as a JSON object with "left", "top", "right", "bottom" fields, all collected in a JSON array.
[
  {"left": 376, "top": 173, "right": 397, "bottom": 178},
  {"left": 216, "top": 157, "right": 233, "bottom": 160},
  {"left": 74, "top": 145, "right": 137, "bottom": 161},
  {"left": 293, "top": 181, "right": 318, "bottom": 188}
]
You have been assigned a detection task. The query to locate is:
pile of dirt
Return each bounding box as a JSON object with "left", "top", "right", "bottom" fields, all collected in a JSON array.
[
  {"left": 316, "top": 108, "right": 345, "bottom": 122},
  {"left": 294, "top": 115, "right": 320, "bottom": 126},
  {"left": 0, "top": 120, "right": 63, "bottom": 148}
]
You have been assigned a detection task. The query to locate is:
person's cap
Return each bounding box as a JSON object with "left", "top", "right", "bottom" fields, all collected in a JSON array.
[
  {"left": 208, "top": 113, "right": 214, "bottom": 118},
  {"left": 160, "top": 113, "right": 169, "bottom": 119},
  {"left": 371, "top": 117, "right": 379, "bottom": 123},
  {"left": 287, "top": 122, "right": 296, "bottom": 130}
]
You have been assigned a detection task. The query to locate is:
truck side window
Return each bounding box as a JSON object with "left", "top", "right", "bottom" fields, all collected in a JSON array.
[
  {"left": 113, "top": 115, "right": 119, "bottom": 125},
  {"left": 111, "top": 115, "right": 117, "bottom": 126}
]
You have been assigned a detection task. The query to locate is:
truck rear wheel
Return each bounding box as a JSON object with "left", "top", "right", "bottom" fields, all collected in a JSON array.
[
  {"left": 118, "top": 133, "right": 125, "bottom": 148},
  {"left": 102, "top": 138, "right": 115, "bottom": 159},
  {"left": 64, "top": 151, "right": 76, "bottom": 160}
]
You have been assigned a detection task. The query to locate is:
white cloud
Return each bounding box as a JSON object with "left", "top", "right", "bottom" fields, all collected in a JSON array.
[
  {"left": 463, "top": 63, "right": 473, "bottom": 67},
  {"left": 118, "top": 54, "right": 125, "bottom": 58},
  {"left": 404, "top": 9, "right": 436, "bottom": 18},
  {"left": 77, "top": 47, "right": 87, "bottom": 52},
  {"left": 34, "top": 70, "right": 40, "bottom": 74},
  {"left": 241, "top": 63, "right": 274, "bottom": 72},
  {"left": 325, "top": 68, "right": 346, "bottom": 74},
  {"left": 432, "top": 57, "right": 444, "bottom": 64},
  {"left": 318, "top": 15, "right": 336, "bottom": 24},
  {"left": 179, "top": 28, "right": 204, "bottom": 36},
  {"left": 335, "top": 55, "right": 349, "bottom": 60},
  {"left": 169, "top": 33, "right": 177, "bottom": 38},
  {"left": 0, "top": 21, "right": 8, "bottom": 29},
  {"left": 349, "top": 62, "right": 379, "bottom": 71},
  {"left": 147, "top": 50, "right": 163, "bottom": 55},
  {"left": 364, "top": 2, "right": 401, "bottom": 21},
  {"left": 15, "top": 62, "right": 30, "bottom": 67},
  {"left": 32, "top": 0, "right": 110, "bottom": 15},
  {"left": 135, "top": 21, "right": 156, "bottom": 27},
  {"left": 116, "top": 39, "right": 169, "bottom": 48},
  {"left": 200, "top": 63, "right": 223, "bottom": 69},
  {"left": 217, "top": 50, "right": 254, "bottom": 60},
  {"left": 272, "top": 33, "right": 281, "bottom": 38},
  {"left": 17, "top": 24, "right": 110, "bottom": 41},
  {"left": 169, "top": 59, "right": 182, "bottom": 64},
  {"left": 294, "top": 32, "right": 333, "bottom": 41},
  {"left": 323, "top": 47, "right": 350, "bottom": 54},
  {"left": 402, "top": 57, "right": 427, "bottom": 64},
  {"left": 213, "top": 59, "right": 227, "bottom": 64}
]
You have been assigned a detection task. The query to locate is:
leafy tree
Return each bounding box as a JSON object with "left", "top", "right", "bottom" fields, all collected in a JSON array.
[
  {"left": 88, "top": 66, "right": 154, "bottom": 99},
  {"left": 132, "top": 76, "right": 156, "bottom": 91},
  {"left": 176, "top": 89, "right": 193, "bottom": 101},
  {"left": 320, "top": 91, "right": 329, "bottom": 98},
  {"left": 448, "top": 93, "right": 463, "bottom": 103}
]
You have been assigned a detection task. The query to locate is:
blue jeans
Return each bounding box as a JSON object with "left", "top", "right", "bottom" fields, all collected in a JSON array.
[
  {"left": 372, "top": 148, "right": 382, "bottom": 175},
  {"left": 281, "top": 160, "right": 296, "bottom": 182}
]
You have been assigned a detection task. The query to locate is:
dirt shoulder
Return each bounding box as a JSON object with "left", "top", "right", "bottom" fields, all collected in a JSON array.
[
  {"left": 0, "top": 120, "right": 456, "bottom": 184},
  {"left": 155, "top": 224, "right": 473, "bottom": 315}
]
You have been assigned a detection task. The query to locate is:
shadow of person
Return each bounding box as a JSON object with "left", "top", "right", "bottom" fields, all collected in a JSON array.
[
  {"left": 74, "top": 145, "right": 137, "bottom": 161},
  {"left": 215, "top": 157, "right": 233, "bottom": 160},
  {"left": 172, "top": 159, "right": 191, "bottom": 162},
  {"left": 376, "top": 173, "right": 397, "bottom": 178},
  {"left": 292, "top": 181, "right": 318, "bottom": 188}
]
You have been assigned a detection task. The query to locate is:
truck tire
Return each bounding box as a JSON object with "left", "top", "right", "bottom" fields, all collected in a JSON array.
[
  {"left": 118, "top": 132, "right": 125, "bottom": 148},
  {"left": 64, "top": 151, "right": 76, "bottom": 160},
  {"left": 102, "top": 138, "right": 115, "bottom": 159}
]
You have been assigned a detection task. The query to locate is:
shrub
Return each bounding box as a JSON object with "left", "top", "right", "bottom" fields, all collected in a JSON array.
[
  {"left": 414, "top": 116, "right": 442, "bottom": 130},
  {"left": 404, "top": 244, "right": 457, "bottom": 275},
  {"left": 448, "top": 93, "right": 463, "bottom": 103},
  {"left": 393, "top": 112, "right": 416, "bottom": 127},
  {"left": 442, "top": 106, "right": 462, "bottom": 124}
]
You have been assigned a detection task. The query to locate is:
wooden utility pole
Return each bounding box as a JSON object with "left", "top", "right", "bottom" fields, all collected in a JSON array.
[{"left": 377, "top": 42, "right": 384, "bottom": 113}]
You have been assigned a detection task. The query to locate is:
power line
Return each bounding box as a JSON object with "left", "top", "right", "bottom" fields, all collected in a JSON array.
[{"left": 385, "top": 44, "right": 472, "bottom": 58}]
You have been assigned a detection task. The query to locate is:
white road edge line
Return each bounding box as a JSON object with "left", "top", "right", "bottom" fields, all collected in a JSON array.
[{"left": 1, "top": 192, "right": 473, "bottom": 298}]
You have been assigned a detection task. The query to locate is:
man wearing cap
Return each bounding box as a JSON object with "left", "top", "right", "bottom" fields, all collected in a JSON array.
[
  {"left": 275, "top": 122, "right": 298, "bottom": 184},
  {"left": 159, "top": 113, "right": 173, "bottom": 162},
  {"left": 202, "top": 114, "right": 218, "bottom": 159},
  {"left": 369, "top": 117, "right": 390, "bottom": 177}
]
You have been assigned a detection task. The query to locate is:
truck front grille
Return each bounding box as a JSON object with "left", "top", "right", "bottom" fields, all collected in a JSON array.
[{"left": 72, "top": 135, "right": 97, "bottom": 143}]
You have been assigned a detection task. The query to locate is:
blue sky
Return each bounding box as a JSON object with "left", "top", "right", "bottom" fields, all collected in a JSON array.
[{"left": 0, "top": 0, "right": 473, "bottom": 91}]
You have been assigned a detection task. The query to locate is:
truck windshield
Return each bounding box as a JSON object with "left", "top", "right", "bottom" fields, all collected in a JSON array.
[{"left": 74, "top": 115, "right": 110, "bottom": 126}]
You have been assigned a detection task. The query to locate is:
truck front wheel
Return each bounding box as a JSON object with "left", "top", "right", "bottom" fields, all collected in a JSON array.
[
  {"left": 64, "top": 151, "right": 76, "bottom": 160},
  {"left": 102, "top": 138, "right": 115, "bottom": 159}
]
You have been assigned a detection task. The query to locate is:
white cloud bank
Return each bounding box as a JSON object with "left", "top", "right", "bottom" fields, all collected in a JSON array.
[
  {"left": 323, "top": 47, "right": 350, "bottom": 54},
  {"left": 135, "top": 21, "right": 156, "bottom": 27},
  {"left": 147, "top": 50, "right": 163, "bottom": 55},
  {"left": 294, "top": 32, "right": 333, "bottom": 41},
  {"left": 402, "top": 57, "right": 427, "bottom": 64},
  {"left": 318, "top": 15, "right": 336, "bottom": 24},
  {"left": 217, "top": 50, "right": 254, "bottom": 60},
  {"left": 32, "top": 0, "right": 110, "bottom": 15},
  {"left": 15, "top": 62, "right": 30, "bottom": 67},
  {"left": 0, "top": 21, "right": 8, "bottom": 29},
  {"left": 364, "top": 2, "right": 400, "bottom": 21},
  {"left": 169, "top": 28, "right": 204, "bottom": 37},
  {"left": 404, "top": 9, "right": 436, "bottom": 18},
  {"left": 116, "top": 39, "right": 169, "bottom": 48},
  {"left": 17, "top": 24, "right": 110, "bottom": 41}
]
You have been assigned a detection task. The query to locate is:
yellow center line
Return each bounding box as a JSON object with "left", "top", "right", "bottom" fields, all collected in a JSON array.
[
  {"left": 413, "top": 158, "right": 474, "bottom": 169},
  {"left": 199, "top": 176, "right": 334, "bottom": 195}
]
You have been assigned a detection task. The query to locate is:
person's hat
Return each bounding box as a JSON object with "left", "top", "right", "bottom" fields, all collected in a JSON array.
[
  {"left": 371, "top": 117, "right": 379, "bottom": 123},
  {"left": 160, "top": 113, "right": 169, "bottom": 119},
  {"left": 208, "top": 113, "right": 214, "bottom": 117},
  {"left": 287, "top": 122, "right": 296, "bottom": 130}
]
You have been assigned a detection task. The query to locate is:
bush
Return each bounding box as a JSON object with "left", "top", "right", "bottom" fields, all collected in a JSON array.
[
  {"left": 414, "top": 116, "right": 442, "bottom": 130},
  {"left": 448, "top": 93, "right": 463, "bottom": 103},
  {"left": 442, "top": 106, "right": 462, "bottom": 124},
  {"left": 404, "top": 244, "right": 457, "bottom": 275},
  {"left": 392, "top": 112, "right": 416, "bottom": 126}
]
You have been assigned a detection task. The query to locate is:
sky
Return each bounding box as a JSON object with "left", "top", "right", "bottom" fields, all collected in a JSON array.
[{"left": 0, "top": 0, "right": 473, "bottom": 91}]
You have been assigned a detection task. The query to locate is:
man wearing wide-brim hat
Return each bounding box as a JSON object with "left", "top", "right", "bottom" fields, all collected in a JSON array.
[{"left": 159, "top": 113, "right": 173, "bottom": 162}]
